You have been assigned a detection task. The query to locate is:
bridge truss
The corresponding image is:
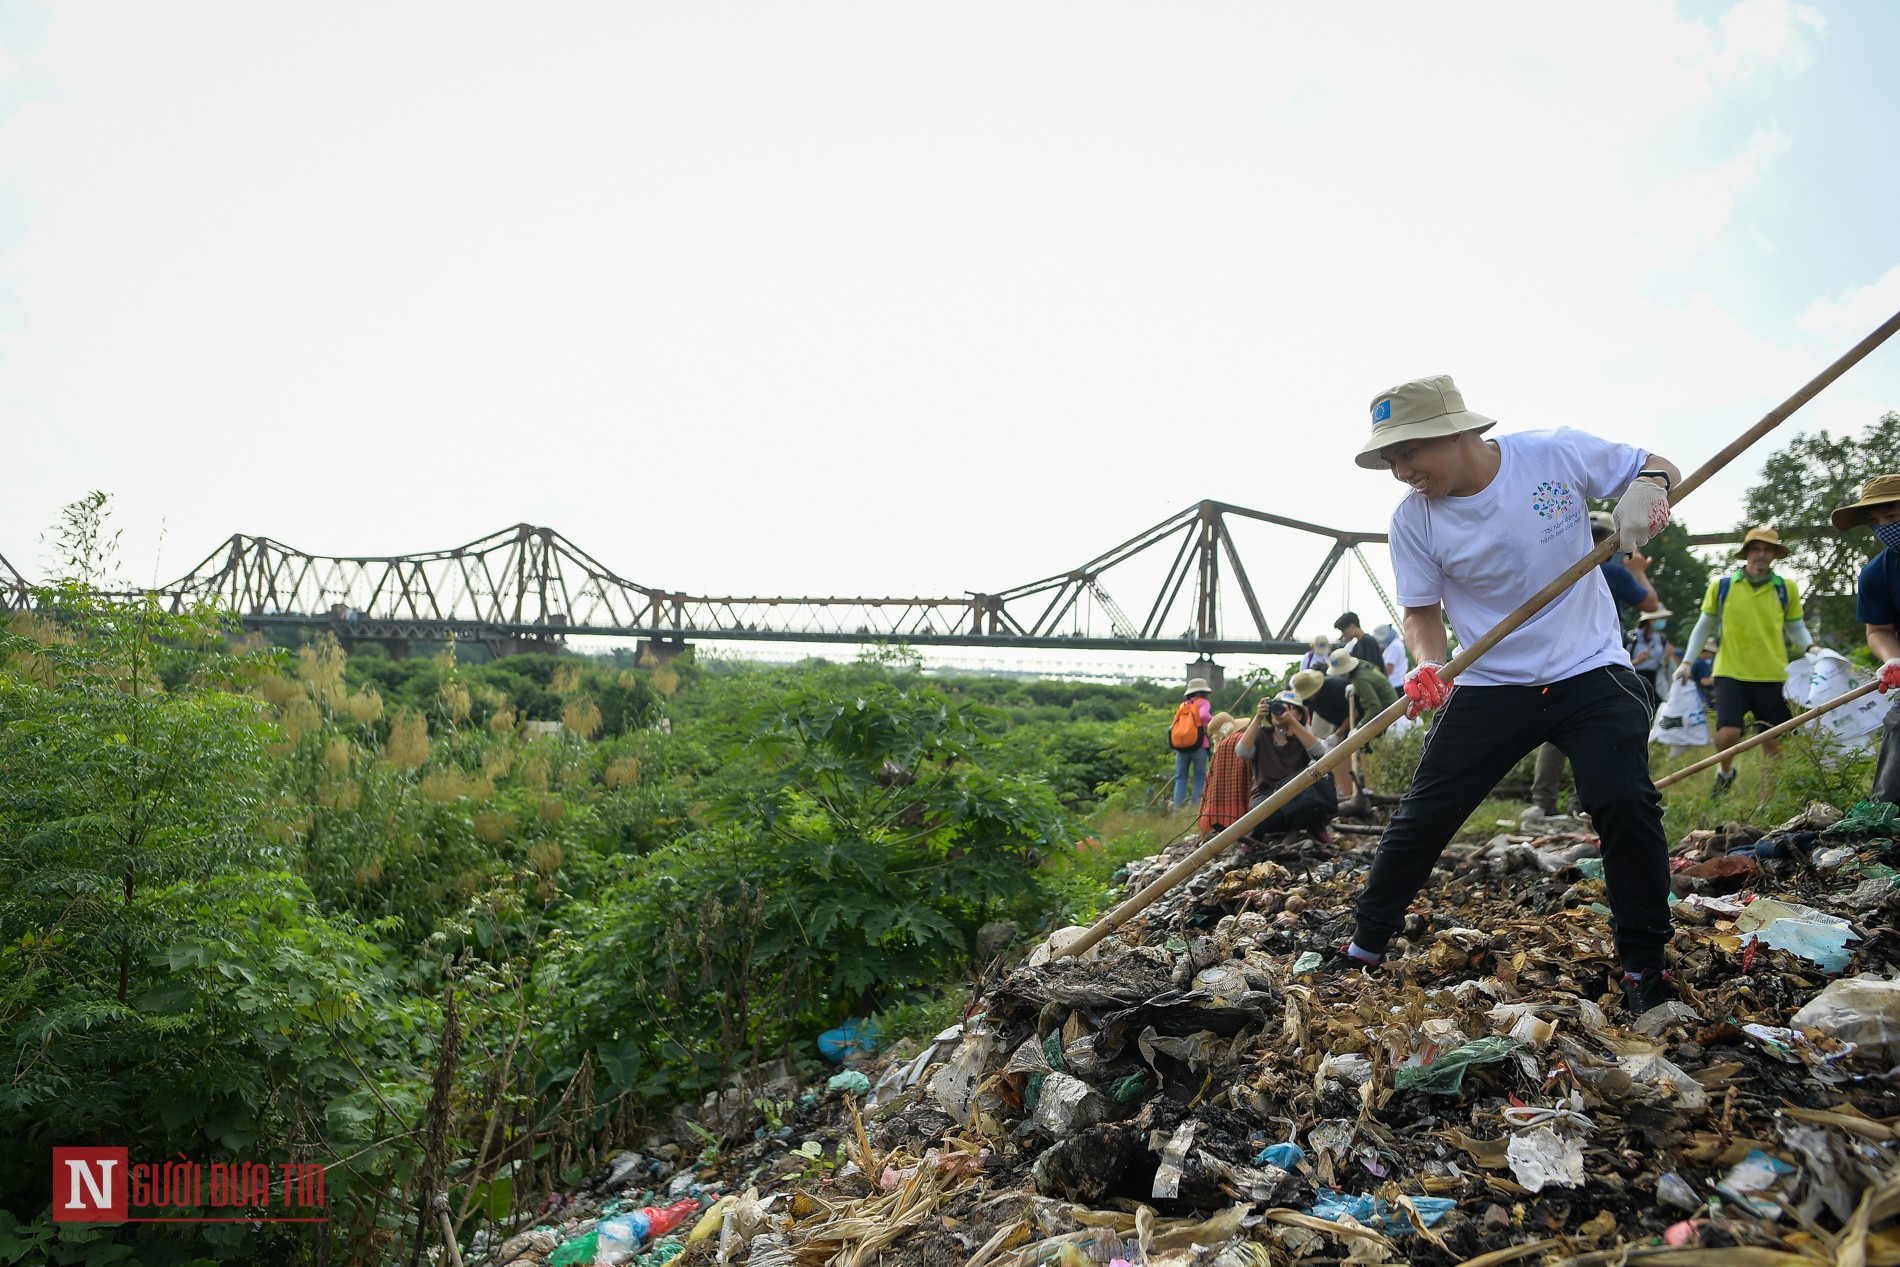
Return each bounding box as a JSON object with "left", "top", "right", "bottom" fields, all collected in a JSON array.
[{"left": 4, "top": 502, "right": 1404, "bottom": 657}]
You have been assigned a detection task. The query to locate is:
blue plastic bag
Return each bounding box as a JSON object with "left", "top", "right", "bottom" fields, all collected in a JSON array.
[
  {"left": 816, "top": 1018, "right": 881, "bottom": 1063},
  {"left": 1307, "top": 1191, "right": 1456, "bottom": 1235}
]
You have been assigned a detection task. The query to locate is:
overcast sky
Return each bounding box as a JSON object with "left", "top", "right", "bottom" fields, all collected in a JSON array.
[{"left": 1, "top": 1, "right": 1896, "bottom": 655}]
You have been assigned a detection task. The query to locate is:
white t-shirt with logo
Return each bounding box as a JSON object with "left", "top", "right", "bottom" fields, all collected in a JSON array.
[{"left": 1387, "top": 428, "right": 1645, "bottom": 688}]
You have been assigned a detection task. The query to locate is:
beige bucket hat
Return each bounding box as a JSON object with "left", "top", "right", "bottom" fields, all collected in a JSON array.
[
  {"left": 1325, "top": 648, "right": 1359, "bottom": 677},
  {"left": 1183, "top": 677, "right": 1211, "bottom": 696},
  {"left": 1641, "top": 607, "right": 1673, "bottom": 624},
  {"left": 1735, "top": 527, "right": 1790, "bottom": 560},
  {"left": 1830, "top": 473, "right": 1900, "bottom": 532},
  {"left": 1355, "top": 374, "right": 1496, "bottom": 470},
  {"left": 1290, "top": 669, "right": 1325, "bottom": 700}
]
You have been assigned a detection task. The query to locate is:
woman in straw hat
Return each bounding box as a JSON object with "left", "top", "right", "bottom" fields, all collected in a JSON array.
[
  {"left": 1169, "top": 678, "right": 1214, "bottom": 810},
  {"left": 1321, "top": 373, "right": 1683, "bottom": 1013},
  {"left": 1832, "top": 473, "right": 1900, "bottom": 804},
  {"left": 1675, "top": 526, "right": 1814, "bottom": 794}
]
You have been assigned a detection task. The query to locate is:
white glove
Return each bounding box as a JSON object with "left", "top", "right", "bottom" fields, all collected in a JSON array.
[
  {"left": 1613, "top": 478, "right": 1671, "bottom": 553},
  {"left": 1673, "top": 661, "right": 1692, "bottom": 682}
]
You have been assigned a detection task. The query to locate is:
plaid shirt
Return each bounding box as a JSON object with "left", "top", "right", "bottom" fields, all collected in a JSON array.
[{"left": 1198, "top": 731, "right": 1252, "bottom": 834}]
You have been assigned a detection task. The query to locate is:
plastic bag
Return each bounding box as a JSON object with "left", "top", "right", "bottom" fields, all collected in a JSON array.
[
  {"left": 1649, "top": 678, "right": 1710, "bottom": 748},
  {"left": 1791, "top": 974, "right": 1900, "bottom": 1062},
  {"left": 1786, "top": 648, "right": 1887, "bottom": 754},
  {"left": 1506, "top": 1126, "right": 1584, "bottom": 1192}
]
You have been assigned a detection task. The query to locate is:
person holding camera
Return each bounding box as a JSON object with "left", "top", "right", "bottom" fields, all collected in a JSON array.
[{"left": 1236, "top": 691, "right": 1337, "bottom": 840}]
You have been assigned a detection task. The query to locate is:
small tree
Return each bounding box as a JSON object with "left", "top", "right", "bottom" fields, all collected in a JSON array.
[{"left": 0, "top": 495, "right": 411, "bottom": 1262}]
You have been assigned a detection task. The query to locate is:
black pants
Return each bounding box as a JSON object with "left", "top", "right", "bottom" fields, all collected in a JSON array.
[
  {"left": 1251, "top": 775, "right": 1336, "bottom": 834},
  {"left": 1353, "top": 664, "right": 1672, "bottom": 971},
  {"left": 1876, "top": 697, "right": 1900, "bottom": 805}
]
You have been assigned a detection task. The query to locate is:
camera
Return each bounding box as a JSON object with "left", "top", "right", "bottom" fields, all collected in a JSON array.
[{"left": 1267, "top": 698, "right": 1288, "bottom": 716}]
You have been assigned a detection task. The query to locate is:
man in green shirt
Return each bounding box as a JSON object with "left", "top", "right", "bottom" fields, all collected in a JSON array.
[{"left": 1676, "top": 527, "right": 1814, "bottom": 794}]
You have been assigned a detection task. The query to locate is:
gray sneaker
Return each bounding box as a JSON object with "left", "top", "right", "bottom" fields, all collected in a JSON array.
[
  {"left": 1520, "top": 805, "right": 1553, "bottom": 826},
  {"left": 1713, "top": 769, "right": 1737, "bottom": 797}
]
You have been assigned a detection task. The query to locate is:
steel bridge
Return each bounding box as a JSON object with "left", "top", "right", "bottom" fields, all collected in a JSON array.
[
  {"left": 2, "top": 501, "right": 1407, "bottom": 659},
  {"left": 0, "top": 513, "right": 1823, "bottom": 663}
]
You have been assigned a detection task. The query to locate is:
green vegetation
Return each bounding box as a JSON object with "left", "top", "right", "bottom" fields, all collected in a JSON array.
[{"left": 0, "top": 496, "right": 1189, "bottom": 1265}]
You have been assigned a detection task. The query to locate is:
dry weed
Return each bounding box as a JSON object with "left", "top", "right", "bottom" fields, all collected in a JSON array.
[
  {"left": 342, "top": 687, "right": 384, "bottom": 725},
  {"left": 279, "top": 697, "right": 321, "bottom": 744},
  {"left": 322, "top": 737, "right": 353, "bottom": 776},
  {"left": 386, "top": 709, "right": 431, "bottom": 769},
  {"left": 562, "top": 695, "right": 602, "bottom": 741},
  {"left": 604, "top": 755, "right": 642, "bottom": 789},
  {"left": 296, "top": 634, "right": 348, "bottom": 708},
  {"left": 439, "top": 680, "right": 472, "bottom": 725}
]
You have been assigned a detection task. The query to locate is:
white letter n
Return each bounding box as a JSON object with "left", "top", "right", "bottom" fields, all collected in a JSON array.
[{"left": 64, "top": 1159, "right": 115, "bottom": 1210}]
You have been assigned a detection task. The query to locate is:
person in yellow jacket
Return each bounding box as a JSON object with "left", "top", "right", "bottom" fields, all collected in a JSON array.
[{"left": 1675, "top": 527, "right": 1813, "bottom": 794}]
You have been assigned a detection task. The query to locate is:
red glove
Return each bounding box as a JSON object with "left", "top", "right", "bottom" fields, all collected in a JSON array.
[
  {"left": 1403, "top": 662, "right": 1452, "bottom": 718},
  {"left": 1879, "top": 658, "right": 1900, "bottom": 693}
]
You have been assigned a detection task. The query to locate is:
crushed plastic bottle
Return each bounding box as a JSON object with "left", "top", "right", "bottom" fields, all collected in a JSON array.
[{"left": 594, "top": 1199, "right": 703, "bottom": 1265}]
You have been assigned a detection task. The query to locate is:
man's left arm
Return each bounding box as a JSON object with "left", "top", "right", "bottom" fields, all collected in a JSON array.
[{"left": 1784, "top": 581, "right": 1813, "bottom": 654}]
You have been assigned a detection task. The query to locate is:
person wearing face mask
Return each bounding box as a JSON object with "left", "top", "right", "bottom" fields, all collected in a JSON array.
[
  {"left": 1674, "top": 527, "right": 1814, "bottom": 795},
  {"left": 1830, "top": 474, "right": 1900, "bottom": 804},
  {"left": 1626, "top": 608, "right": 1676, "bottom": 702},
  {"left": 1316, "top": 374, "right": 1682, "bottom": 1015}
]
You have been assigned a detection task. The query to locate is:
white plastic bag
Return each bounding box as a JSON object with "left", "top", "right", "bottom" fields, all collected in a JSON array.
[
  {"left": 1786, "top": 648, "right": 1886, "bottom": 754},
  {"left": 1649, "top": 678, "right": 1710, "bottom": 748}
]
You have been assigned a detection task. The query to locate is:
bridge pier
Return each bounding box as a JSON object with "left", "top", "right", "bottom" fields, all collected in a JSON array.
[
  {"left": 1187, "top": 657, "right": 1224, "bottom": 692},
  {"left": 638, "top": 637, "right": 693, "bottom": 665}
]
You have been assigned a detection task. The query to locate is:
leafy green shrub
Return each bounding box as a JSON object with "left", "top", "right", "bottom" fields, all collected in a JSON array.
[{"left": 560, "top": 679, "right": 1074, "bottom": 1103}]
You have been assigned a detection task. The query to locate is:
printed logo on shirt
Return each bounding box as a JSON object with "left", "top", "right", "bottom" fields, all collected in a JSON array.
[
  {"left": 1370, "top": 399, "right": 1391, "bottom": 424},
  {"left": 1530, "top": 480, "right": 1576, "bottom": 520}
]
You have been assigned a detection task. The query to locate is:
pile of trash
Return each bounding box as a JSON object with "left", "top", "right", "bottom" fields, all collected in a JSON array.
[{"left": 469, "top": 802, "right": 1900, "bottom": 1266}]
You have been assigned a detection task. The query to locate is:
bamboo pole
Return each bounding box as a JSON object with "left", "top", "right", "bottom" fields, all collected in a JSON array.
[
  {"left": 1056, "top": 307, "right": 1900, "bottom": 961},
  {"left": 1654, "top": 679, "right": 1883, "bottom": 789}
]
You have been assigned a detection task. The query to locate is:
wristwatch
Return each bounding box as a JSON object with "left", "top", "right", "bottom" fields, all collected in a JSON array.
[{"left": 1637, "top": 468, "right": 1673, "bottom": 491}]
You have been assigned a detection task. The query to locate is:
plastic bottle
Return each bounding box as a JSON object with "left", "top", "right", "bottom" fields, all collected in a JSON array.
[{"left": 594, "top": 1199, "right": 702, "bottom": 1265}]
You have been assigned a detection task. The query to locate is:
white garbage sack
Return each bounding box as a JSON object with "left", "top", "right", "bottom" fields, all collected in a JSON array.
[
  {"left": 1786, "top": 648, "right": 1887, "bottom": 755},
  {"left": 1648, "top": 678, "right": 1710, "bottom": 748}
]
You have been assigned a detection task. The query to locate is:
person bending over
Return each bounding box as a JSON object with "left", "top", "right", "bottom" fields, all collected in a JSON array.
[{"left": 1320, "top": 374, "right": 1681, "bottom": 1013}]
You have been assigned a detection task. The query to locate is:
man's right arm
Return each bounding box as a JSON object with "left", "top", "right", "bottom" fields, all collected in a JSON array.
[
  {"left": 1403, "top": 604, "right": 1450, "bottom": 666},
  {"left": 1870, "top": 622, "right": 1900, "bottom": 664}
]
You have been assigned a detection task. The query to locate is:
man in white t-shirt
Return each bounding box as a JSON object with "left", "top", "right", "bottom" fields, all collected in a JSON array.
[{"left": 1315, "top": 374, "right": 1682, "bottom": 1014}]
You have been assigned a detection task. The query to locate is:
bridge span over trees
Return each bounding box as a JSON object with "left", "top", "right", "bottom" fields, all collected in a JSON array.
[{"left": 5, "top": 501, "right": 1411, "bottom": 662}]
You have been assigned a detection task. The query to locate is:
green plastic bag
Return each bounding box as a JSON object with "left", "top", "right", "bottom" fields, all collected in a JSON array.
[
  {"left": 1393, "top": 1036, "right": 1525, "bottom": 1095},
  {"left": 1836, "top": 800, "right": 1900, "bottom": 835},
  {"left": 548, "top": 1230, "right": 599, "bottom": 1267}
]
